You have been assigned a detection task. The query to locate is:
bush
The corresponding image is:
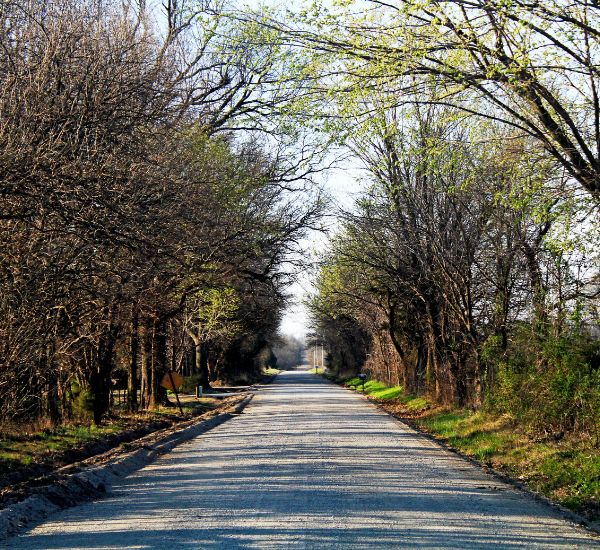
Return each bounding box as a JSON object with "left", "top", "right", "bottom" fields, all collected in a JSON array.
[
  {"left": 74, "top": 389, "right": 95, "bottom": 419},
  {"left": 180, "top": 375, "right": 203, "bottom": 394},
  {"left": 487, "top": 328, "right": 600, "bottom": 440}
]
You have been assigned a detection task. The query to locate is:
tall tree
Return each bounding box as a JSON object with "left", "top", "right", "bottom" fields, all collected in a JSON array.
[{"left": 253, "top": 0, "right": 600, "bottom": 201}]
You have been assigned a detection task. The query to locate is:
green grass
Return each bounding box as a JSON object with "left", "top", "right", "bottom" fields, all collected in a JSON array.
[
  {"left": 396, "top": 395, "right": 429, "bottom": 411},
  {"left": 263, "top": 368, "right": 281, "bottom": 376},
  {"left": 420, "top": 410, "right": 473, "bottom": 436},
  {"left": 417, "top": 409, "right": 600, "bottom": 519},
  {"left": 538, "top": 453, "right": 600, "bottom": 512},
  {"left": 0, "top": 423, "right": 123, "bottom": 470},
  {"left": 343, "top": 377, "right": 415, "bottom": 402},
  {"left": 310, "top": 367, "right": 329, "bottom": 375},
  {"left": 371, "top": 385, "right": 404, "bottom": 399},
  {"left": 0, "top": 393, "right": 238, "bottom": 480},
  {"left": 0, "top": 398, "right": 219, "bottom": 471}
]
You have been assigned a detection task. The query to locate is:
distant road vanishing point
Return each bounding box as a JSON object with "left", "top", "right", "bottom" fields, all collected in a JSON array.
[{"left": 5, "top": 368, "right": 600, "bottom": 549}]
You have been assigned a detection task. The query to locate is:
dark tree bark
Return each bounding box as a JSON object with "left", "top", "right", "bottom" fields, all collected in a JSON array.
[
  {"left": 128, "top": 305, "right": 139, "bottom": 411},
  {"left": 91, "top": 306, "right": 119, "bottom": 425}
]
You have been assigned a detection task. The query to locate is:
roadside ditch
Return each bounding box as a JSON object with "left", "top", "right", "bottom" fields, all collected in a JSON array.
[{"left": 0, "top": 393, "right": 254, "bottom": 540}]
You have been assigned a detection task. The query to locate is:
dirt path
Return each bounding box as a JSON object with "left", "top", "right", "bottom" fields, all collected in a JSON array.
[{"left": 4, "top": 368, "right": 599, "bottom": 549}]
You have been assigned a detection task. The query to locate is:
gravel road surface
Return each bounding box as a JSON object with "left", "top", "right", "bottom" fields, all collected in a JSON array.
[{"left": 5, "top": 368, "right": 599, "bottom": 549}]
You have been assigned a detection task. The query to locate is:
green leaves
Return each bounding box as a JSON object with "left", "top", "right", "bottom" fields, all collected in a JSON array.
[
  {"left": 189, "top": 286, "right": 241, "bottom": 340},
  {"left": 274, "top": 0, "right": 600, "bottom": 200}
]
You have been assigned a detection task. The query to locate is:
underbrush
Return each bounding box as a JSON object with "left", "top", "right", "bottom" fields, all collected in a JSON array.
[{"left": 483, "top": 329, "right": 600, "bottom": 440}]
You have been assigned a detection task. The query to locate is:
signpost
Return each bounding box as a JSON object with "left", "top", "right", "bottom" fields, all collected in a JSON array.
[{"left": 160, "top": 371, "right": 184, "bottom": 415}]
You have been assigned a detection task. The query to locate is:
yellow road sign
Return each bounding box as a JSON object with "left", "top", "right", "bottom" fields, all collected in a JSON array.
[{"left": 160, "top": 371, "right": 183, "bottom": 391}]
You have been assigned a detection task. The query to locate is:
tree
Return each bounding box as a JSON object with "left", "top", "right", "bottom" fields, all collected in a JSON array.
[
  {"left": 0, "top": 0, "right": 326, "bottom": 424},
  {"left": 256, "top": 0, "right": 600, "bottom": 201},
  {"left": 272, "top": 335, "right": 305, "bottom": 369}
]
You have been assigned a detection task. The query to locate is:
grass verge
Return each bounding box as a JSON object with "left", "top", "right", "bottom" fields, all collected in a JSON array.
[
  {"left": 262, "top": 367, "right": 281, "bottom": 377},
  {"left": 344, "top": 376, "right": 424, "bottom": 409},
  {"left": 0, "top": 395, "right": 223, "bottom": 478},
  {"left": 334, "top": 373, "right": 599, "bottom": 522},
  {"left": 0, "top": 423, "right": 122, "bottom": 471},
  {"left": 417, "top": 409, "right": 600, "bottom": 521}
]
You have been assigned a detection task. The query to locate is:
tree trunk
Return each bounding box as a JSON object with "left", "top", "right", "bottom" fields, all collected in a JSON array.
[
  {"left": 415, "top": 337, "right": 427, "bottom": 395},
  {"left": 149, "top": 318, "right": 169, "bottom": 408},
  {"left": 46, "top": 364, "right": 61, "bottom": 426},
  {"left": 189, "top": 330, "right": 211, "bottom": 390},
  {"left": 92, "top": 306, "right": 119, "bottom": 425},
  {"left": 140, "top": 319, "right": 152, "bottom": 409},
  {"left": 128, "top": 305, "right": 139, "bottom": 411},
  {"left": 387, "top": 301, "right": 409, "bottom": 389},
  {"left": 521, "top": 239, "right": 549, "bottom": 338},
  {"left": 199, "top": 341, "right": 211, "bottom": 389}
]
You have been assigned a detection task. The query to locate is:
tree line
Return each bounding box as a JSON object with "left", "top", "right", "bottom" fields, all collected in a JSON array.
[
  {"left": 0, "top": 0, "right": 323, "bottom": 426},
  {"left": 1, "top": 0, "right": 598, "bottom": 440},
  {"left": 265, "top": 0, "right": 600, "bottom": 437},
  {"left": 311, "top": 104, "right": 598, "bottom": 434}
]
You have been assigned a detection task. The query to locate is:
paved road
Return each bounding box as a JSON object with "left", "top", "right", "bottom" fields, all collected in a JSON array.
[{"left": 5, "top": 368, "right": 599, "bottom": 549}]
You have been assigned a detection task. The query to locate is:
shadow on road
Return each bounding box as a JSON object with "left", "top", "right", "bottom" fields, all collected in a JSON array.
[{"left": 7, "top": 369, "right": 599, "bottom": 549}]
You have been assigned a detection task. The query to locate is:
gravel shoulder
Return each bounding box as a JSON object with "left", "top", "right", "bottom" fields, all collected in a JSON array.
[{"left": 4, "top": 368, "right": 600, "bottom": 549}]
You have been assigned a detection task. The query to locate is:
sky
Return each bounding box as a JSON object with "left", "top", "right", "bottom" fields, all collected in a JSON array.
[{"left": 278, "top": 163, "right": 365, "bottom": 339}]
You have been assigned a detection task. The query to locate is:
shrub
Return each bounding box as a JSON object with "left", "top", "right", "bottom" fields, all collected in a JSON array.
[
  {"left": 487, "top": 328, "right": 600, "bottom": 441},
  {"left": 180, "top": 375, "right": 203, "bottom": 394},
  {"left": 74, "top": 389, "right": 95, "bottom": 419}
]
